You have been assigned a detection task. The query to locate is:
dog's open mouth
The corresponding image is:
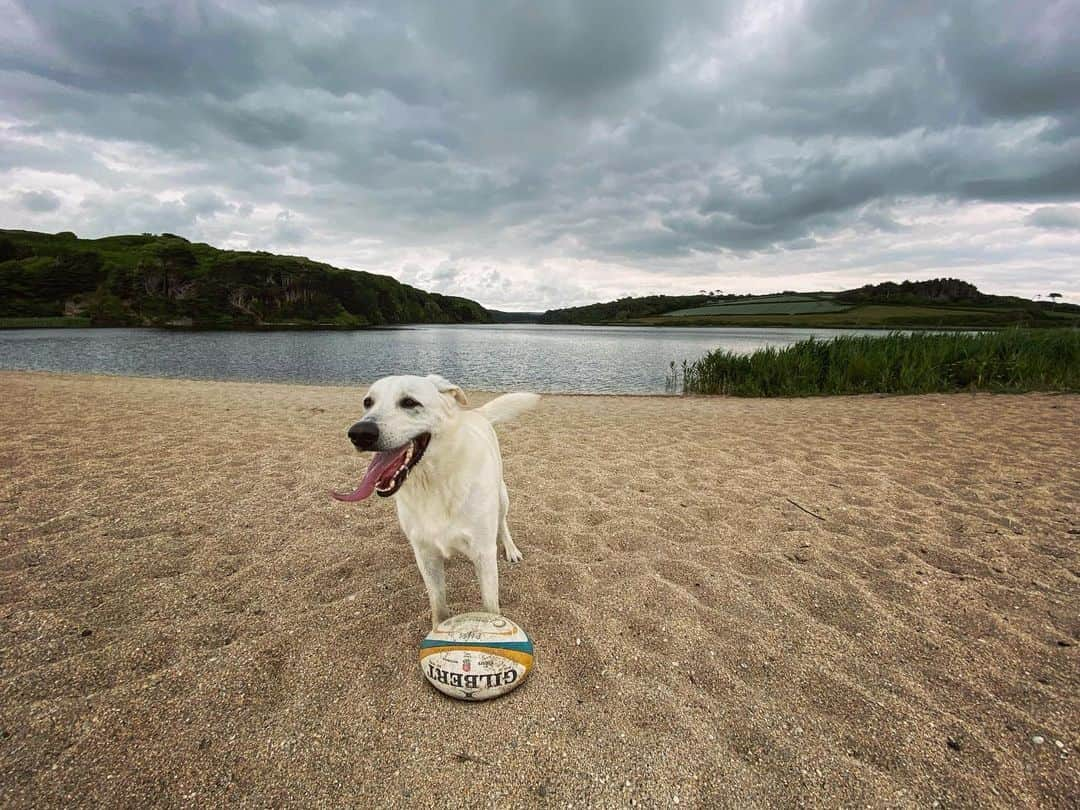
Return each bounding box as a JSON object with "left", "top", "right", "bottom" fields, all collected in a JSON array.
[{"left": 331, "top": 433, "right": 431, "bottom": 502}]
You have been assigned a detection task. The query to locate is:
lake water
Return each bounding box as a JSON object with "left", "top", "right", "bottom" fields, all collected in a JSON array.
[{"left": 0, "top": 325, "right": 893, "bottom": 393}]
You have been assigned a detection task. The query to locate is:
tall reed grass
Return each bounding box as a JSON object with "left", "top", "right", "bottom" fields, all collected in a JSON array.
[{"left": 680, "top": 329, "right": 1080, "bottom": 396}]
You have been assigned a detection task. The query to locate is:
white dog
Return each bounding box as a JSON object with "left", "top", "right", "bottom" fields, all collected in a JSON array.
[{"left": 332, "top": 374, "right": 539, "bottom": 629}]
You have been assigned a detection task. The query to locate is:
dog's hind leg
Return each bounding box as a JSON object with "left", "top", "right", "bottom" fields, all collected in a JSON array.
[
  {"left": 497, "top": 482, "right": 523, "bottom": 563},
  {"left": 499, "top": 519, "right": 523, "bottom": 563},
  {"left": 412, "top": 545, "right": 449, "bottom": 630}
]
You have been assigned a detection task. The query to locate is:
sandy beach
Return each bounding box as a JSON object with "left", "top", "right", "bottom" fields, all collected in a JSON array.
[{"left": 1, "top": 370, "right": 1077, "bottom": 808}]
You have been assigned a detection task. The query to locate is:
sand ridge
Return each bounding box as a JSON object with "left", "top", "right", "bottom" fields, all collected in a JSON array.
[{"left": 0, "top": 371, "right": 1077, "bottom": 807}]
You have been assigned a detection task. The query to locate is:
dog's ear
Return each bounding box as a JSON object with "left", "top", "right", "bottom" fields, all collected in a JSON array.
[{"left": 426, "top": 374, "right": 467, "bottom": 406}]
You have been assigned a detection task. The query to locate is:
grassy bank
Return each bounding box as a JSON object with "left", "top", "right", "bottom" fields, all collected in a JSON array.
[
  {"left": 0, "top": 316, "right": 92, "bottom": 328},
  {"left": 680, "top": 329, "right": 1080, "bottom": 396}
]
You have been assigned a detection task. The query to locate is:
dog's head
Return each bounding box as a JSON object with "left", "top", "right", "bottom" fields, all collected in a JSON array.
[{"left": 331, "top": 374, "right": 466, "bottom": 501}]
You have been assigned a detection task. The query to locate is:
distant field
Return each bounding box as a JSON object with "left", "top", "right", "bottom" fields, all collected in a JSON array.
[
  {"left": 667, "top": 298, "right": 849, "bottom": 316},
  {"left": 715, "top": 293, "right": 837, "bottom": 302},
  {"left": 633, "top": 303, "right": 1080, "bottom": 329},
  {"left": 666, "top": 293, "right": 845, "bottom": 317}
]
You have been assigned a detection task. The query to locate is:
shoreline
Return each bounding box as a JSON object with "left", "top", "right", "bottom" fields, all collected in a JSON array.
[
  {"left": 6, "top": 367, "right": 1078, "bottom": 400},
  {"left": 0, "top": 368, "right": 682, "bottom": 398},
  {"left": 1, "top": 317, "right": 1055, "bottom": 331}
]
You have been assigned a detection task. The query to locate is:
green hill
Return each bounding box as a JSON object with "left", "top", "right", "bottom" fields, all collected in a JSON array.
[
  {"left": 539, "top": 279, "right": 1078, "bottom": 329},
  {"left": 0, "top": 229, "right": 492, "bottom": 329}
]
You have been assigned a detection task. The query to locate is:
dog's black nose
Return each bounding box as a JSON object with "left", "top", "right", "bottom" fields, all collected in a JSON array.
[{"left": 347, "top": 421, "right": 379, "bottom": 450}]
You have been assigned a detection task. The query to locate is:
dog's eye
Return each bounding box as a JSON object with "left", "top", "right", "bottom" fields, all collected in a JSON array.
[
  {"left": 399, "top": 397, "right": 421, "bottom": 409},
  {"left": 363, "top": 396, "right": 373, "bottom": 409}
]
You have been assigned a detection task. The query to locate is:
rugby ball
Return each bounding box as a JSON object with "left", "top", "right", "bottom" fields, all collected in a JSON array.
[{"left": 420, "top": 612, "right": 534, "bottom": 701}]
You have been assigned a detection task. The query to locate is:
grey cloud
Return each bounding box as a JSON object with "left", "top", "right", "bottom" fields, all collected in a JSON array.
[
  {"left": 2, "top": 1, "right": 264, "bottom": 98},
  {"left": 480, "top": 269, "right": 512, "bottom": 293},
  {"left": 430, "top": 265, "right": 460, "bottom": 284},
  {"left": 181, "top": 190, "right": 229, "bottom": 218},
  {"left": 942, "top": 1, "right": 1080, "bottom": 123},
  {"left": 267, "top": 210, "right": 308, "bottom": 245},
  {"left": 1026, "top": 206, "right": 1080, "bottom": 231},
  {"left": 71, "top": 188, "right": 240, "bottom": 237},
  {"left": 18, "top": 189, "right": 61, "bottom": 212},
  {"left": 962, "top": 160, "right": 1080, "bottom": 202},
  {"left": 699, "top": 157, "right": 891, "bottom": 230},
  {"left": 212, "top": 104, "right": 309, "bottom": 149},
  {"left": 857, "top": 205, "right": 906, "bottom": 234},
  {"left": 423, "top": 1, "right": 687, "bottom": 103},
  {"left": 77, "top": 192, "right": 195, "bottom": 235}
]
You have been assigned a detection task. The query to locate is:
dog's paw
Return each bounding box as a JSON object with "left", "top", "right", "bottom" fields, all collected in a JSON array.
[{"left": 504, "top": 547, "right": 524, "bottom": 563}]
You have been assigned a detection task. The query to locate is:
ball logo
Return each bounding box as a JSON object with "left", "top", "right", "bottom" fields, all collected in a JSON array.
[
  {"left": 425, "top": 662, "right": 518, "bottom": 690},
  {"left": 420, "top": 612, "right": 534, "bottom": 701}
]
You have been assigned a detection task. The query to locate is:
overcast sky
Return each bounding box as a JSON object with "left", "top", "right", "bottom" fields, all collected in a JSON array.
[{"left": 2, "top": 1, "right": 1079, "bottom": 310}]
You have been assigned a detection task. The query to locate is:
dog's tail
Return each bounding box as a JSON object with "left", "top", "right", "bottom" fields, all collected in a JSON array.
[{"left": 476, "top": 392, "right": 540, "bottom": 425}]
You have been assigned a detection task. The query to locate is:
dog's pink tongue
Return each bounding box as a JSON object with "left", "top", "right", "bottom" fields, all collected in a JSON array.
[{"left": 330, "top": 448, "right": 406, "bottom": 502}]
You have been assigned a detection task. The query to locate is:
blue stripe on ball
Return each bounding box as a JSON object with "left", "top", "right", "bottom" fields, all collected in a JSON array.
[{"left": 420, "top": 638, "right": 533, "bottom": 654}]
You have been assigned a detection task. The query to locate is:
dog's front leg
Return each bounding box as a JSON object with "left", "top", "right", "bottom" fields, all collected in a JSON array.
[
  {"left": 473, "top": 546, "right": 500, "bottom": 616},
  {"left": 412, "top": 545, "right": 449, "bottom": 630}
]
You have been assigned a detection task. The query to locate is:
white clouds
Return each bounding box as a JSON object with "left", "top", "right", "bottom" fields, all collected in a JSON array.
[{"left": 1, "top": 0, "right": 1079, "bottom": 307}]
